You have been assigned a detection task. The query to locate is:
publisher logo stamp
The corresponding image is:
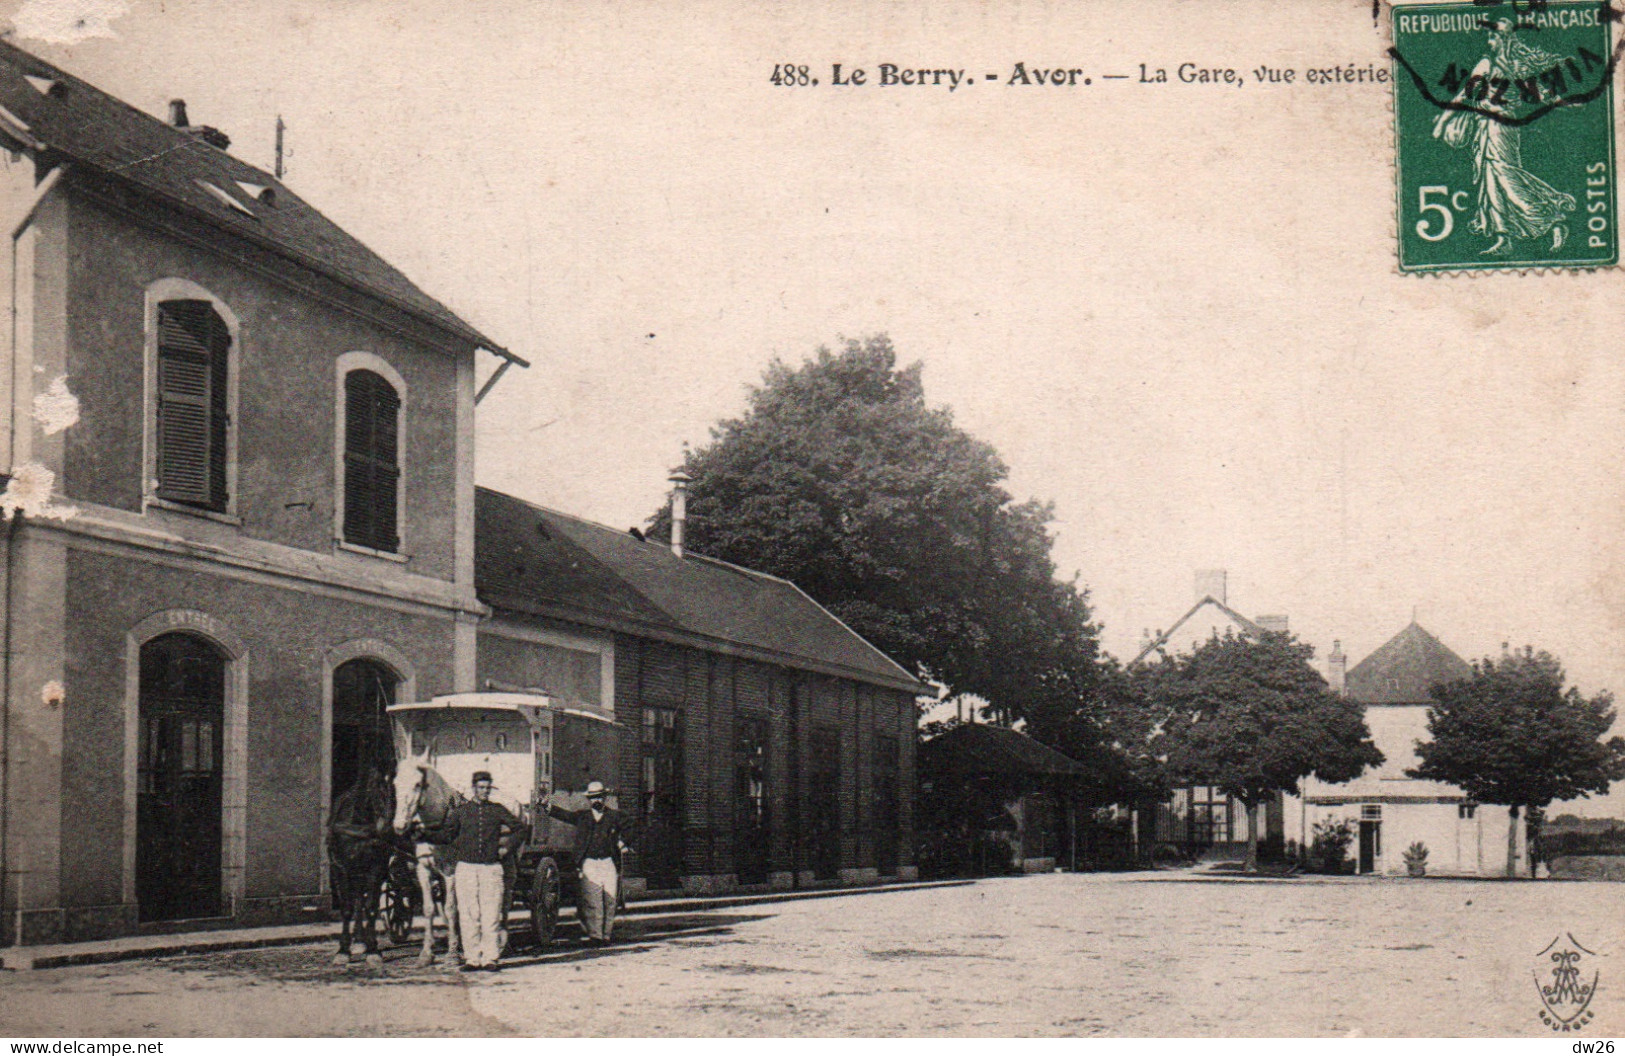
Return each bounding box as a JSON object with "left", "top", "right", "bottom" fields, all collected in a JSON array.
[
  {"left": 1534, "top": 933, "right": 1600, "bottom": 1031},
  {"left": 1391, "top": 1, "right": 1618, "bottom": 271}
]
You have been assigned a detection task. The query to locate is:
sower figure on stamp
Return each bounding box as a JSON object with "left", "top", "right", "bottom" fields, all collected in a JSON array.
[
  {"left": 546, "top": 779, "right": 631, "bottom": 945},
  {"left": 1431, "top": 18, "right": 1576, "bottom": 256},
  {"left": 426, "top": 770, "right": 522, "bottom": 971}
]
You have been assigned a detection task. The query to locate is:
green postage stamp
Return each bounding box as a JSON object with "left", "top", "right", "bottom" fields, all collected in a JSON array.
[{"left": 1392, "top": 1, "right": 1618, "bottom": 271}]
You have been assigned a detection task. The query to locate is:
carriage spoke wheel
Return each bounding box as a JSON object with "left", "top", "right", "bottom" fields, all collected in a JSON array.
[
  {"left": 382, "top": 855, "right": 418, "bottom": 946},
  {"left": 529, "top": 856, "right": 561, "bottom": 949}
]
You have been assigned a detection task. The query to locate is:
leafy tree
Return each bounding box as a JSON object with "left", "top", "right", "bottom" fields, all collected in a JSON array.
[
  {"left": 1409, "top": 647, "right": 1625, "bottom": 877},
  {"left": 648, "top": 335, "right": 1101, "bottom": 734},
  {"left": 1148, "top": 631, "right": 1384, "bottom": 871},
  {"left": 1033, "top": 657, "right": 1171, "bottom": 806}
]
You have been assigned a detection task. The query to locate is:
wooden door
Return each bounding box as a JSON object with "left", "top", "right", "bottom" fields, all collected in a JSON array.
[
  {"left": 809, "top": 727, "right": 841, "bottom": 880},
  {"left": 137, "top": 633, "right": 225, "bottom": 922},
  {"left": 1359, "top": 820, "right": 1380, "bottom": 874},
  {"left": 733, "top": 714, "right": 770, "bottom": 885},
  {"left": 873, "top": 735, "right": 899, "bottom": 875},
  {"left": 639, "top": 706, "right": 683, "bottom": 889}
]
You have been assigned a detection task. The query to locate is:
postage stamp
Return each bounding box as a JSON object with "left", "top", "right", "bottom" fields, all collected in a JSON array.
[{"left": 1391, "top": 1, "right": 1618, "bottom": 271}]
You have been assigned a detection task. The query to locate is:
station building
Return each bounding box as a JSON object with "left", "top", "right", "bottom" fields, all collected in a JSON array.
[{"left": 0, "top": 40, "right": 918, "bottom": 946}]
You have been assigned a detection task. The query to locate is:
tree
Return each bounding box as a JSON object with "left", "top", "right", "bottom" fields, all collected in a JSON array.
[
  {"left": 648, "top": 335, "right": 1102, "bottom": 733},
  {"left": 1032, "top": 657, "right": 1171, "bottom": 807},
  {"left": 1409, "top": 647, "right": 1625, "bottom": 878},
  {"left": 1148, "top": 631, "right": 1384, "bottom": 871}
]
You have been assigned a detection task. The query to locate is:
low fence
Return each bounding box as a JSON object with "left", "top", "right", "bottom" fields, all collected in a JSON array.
[{"left": 1548, "top": 855, "right": 1625, "bottom": 881}]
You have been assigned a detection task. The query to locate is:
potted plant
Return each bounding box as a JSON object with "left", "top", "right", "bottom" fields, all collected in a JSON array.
[{"left": 1403, "top": 841, "right": 1429, "bottom": 877}]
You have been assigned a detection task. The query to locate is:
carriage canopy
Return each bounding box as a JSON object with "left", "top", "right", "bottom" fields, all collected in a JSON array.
[{"left": 387, "top": 692, "right": 624, "bottom": 815}]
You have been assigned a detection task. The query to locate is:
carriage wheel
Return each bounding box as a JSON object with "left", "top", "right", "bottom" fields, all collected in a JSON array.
[
  {"left": 382, "top": 855, "right": 418, "bottom": 946},
  {"left": 528, "top": 856, "right": 561, "bottom": 949}
]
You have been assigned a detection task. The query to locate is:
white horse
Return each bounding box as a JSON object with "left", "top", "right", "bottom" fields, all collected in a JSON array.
[{"left": 390, "top": 745, "right": 463, "bottom": 968}]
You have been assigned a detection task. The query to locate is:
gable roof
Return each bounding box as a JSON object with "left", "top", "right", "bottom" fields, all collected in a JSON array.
[
  {"left": 475, "top": 487, "right": 924, "bottom": 693},
  {"left": 1345, "top": 622, "right": 1472, "bottom": 705},
  {"left": 0, "top": 39, "right": 515, "bottom": 361},
  {"left": 1129, "top": 595, "right": 1264, "bottom": 666},
  {"left": 919, "top": 722, "right": 1089, "bottom": 777}
]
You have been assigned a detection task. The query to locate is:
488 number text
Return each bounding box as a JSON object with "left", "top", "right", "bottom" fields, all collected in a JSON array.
[{"left": 771, "top": 65, "right": 815, "bottom": 86}]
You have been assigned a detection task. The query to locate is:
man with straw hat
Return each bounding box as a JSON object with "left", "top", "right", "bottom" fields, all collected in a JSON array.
[{"left": 546, "top": 780, "right": 631, "bottom": 944}]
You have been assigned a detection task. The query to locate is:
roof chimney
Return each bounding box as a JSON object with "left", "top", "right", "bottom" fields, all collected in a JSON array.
[
  {"left": 1195, "top": 569, "right": 1227, "bottom": 605},
  {"left": 167, "top": 98, "right": 231, "bottom": 150},
  {"left": 668, "top": 470, "right": 691, "bottom": 558},
  {"left": 1329, "top": 640, "right": 1347, "bottom": 696}
]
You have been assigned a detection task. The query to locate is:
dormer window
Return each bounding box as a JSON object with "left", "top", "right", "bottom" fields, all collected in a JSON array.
[{"left": 233, "top": 180, "right": 275, "bottom": 206}]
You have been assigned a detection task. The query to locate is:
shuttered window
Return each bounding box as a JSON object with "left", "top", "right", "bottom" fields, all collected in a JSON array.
[
  {"left": 342, "top": 369, "right": 401, "bottom": 552},
  {"left": 156, "top": 300, "right": 230, "bottom": 510}
]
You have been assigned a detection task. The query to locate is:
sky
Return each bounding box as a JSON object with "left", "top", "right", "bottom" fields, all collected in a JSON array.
[{"left": 5, "top": 0, "right": 1623, "bottom": 813}]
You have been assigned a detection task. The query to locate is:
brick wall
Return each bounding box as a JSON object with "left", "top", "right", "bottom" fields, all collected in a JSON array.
[{"left": 595, "top": 629, "right": 916, "bottom": 888}]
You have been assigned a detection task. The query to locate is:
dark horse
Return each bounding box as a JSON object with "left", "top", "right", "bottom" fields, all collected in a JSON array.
[{"left": 326, "top": 767, "right": 402, "bottom": 968}]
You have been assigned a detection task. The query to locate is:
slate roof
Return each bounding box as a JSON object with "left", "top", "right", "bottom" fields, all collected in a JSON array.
[
  {"left": 475, "top": 487, "right": 924, "bottom": 693},
  {"left": 1345, "top": 622, "right": 1472, "bottom": 705},
  {"left": 0, "top": 39, "right": 512, "bottom": 359},
  {"left": 1129, "top": 595, "right": 1265, "bottom": 666},
  {"left": 919, "top": 723, "right": 1089, "bottom": 777}
]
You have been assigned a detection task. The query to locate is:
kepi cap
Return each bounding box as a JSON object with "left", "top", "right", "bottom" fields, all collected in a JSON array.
[{"left": 472, "top": 771, "right": 494, "bottom": 786}]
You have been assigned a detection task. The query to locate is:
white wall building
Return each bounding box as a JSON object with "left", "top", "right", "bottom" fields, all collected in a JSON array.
[{"left": 1286, "top": 623, "right": 1526, "bottom": 876}]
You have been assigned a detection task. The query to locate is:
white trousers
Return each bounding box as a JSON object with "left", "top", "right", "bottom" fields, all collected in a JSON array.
[
  {"left": 454, "top": 861, "right": 505, "bottom": 966},
  {"left": 579, "top": 856, "right": 619, "bottom": 941}
]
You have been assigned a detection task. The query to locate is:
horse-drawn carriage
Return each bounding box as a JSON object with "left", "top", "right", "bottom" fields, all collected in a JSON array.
[{"left": 383, "top": 692, "right": 634, "bottom": 955}]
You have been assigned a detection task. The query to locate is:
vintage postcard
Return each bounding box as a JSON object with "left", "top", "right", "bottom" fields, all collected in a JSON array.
[{"left": 0, "top": 0, "right": 1621, "bottom": 1042}]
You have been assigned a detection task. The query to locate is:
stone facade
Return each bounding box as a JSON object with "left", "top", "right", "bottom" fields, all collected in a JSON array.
[
  {"left": 0, "top": 41, "right": 920, "bottom": 944},
  {"left": 1, "top": 174, "right": 482, "bottom": 945}
]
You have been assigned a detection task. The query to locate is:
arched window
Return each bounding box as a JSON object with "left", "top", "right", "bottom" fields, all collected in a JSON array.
[
  {"left": 155, "top": 300, "right": 231, "bottom": 511},
  {"left": 341, "top": 369, "right": 402, "bottom": 552},
  {"left": 330, "top": 657, "right": 400, "bottom": 798}
]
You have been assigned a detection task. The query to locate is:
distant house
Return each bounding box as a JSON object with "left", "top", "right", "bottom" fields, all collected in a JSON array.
[
  {"left": 1131, "top": 569, "right": 1289, "bottom": 666},
  {"left": 1130, "top": 570, "right": 1289, "bottom": 861},
  {"left": 1286, "top": 623, "right": 1525, "bottom": 876}
]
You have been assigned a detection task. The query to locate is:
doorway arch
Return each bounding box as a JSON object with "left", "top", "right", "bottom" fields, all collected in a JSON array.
[
  {"left": 330, "top": 657, "right": 401, "bottom": 799},
  {"left": 136, "top": 631, "right": 227, "bottom": 921}
]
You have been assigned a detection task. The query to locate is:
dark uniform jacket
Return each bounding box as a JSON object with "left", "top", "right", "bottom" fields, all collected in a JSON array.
[
  {"left": 547, "top": 803, "right": 631, "bottom": 864},
  {"left": 430, "top": 799, "right": 522, "bottom": 865}
]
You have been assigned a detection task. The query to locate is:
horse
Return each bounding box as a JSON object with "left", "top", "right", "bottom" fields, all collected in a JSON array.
[
  {"left": 326, "top": 766, "right": 401, "bottom": 969},
  {"left": 390, "top": 745, "right": 464, "bottom": 967}
]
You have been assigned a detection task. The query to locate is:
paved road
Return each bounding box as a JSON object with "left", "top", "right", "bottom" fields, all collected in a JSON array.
[{"left": 3, "top": 874, "right": 1621, "bottom": 1036}]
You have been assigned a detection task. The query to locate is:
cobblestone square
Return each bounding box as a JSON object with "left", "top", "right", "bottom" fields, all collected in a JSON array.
[{"left": 3, "top": 874, "right": 1621, "bottom": 1037}]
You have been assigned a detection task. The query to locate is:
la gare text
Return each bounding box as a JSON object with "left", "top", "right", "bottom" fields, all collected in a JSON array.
[{"left": 771, "top": 63, "right": 1392, "bottom": 90}]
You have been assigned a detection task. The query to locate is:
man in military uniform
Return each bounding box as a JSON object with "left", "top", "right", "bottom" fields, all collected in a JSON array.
[{"left": 432, "top": 771, "right": 522, "bottom": 971}]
